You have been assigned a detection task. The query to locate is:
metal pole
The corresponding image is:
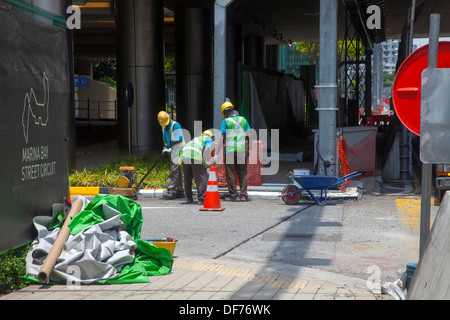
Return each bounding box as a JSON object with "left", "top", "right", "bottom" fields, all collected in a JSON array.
[
  {"left": 401, "top": 0, "right": 417, "bottom": 181},
  {"left": 420, "top": 13, "right": 440, "bottom": 257},
  {"left": 317, "top": 0, "right": 338, "bottom": 176},
  {"left": 400, "top": 0, "right": 416, "bottom": 181},
  {"left": 409, "top": 0, "right": 416, "bottom": 54}
]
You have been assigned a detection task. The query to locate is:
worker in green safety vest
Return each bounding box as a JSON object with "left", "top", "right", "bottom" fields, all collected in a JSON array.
[
  {"left": 220, "top": 100, "right": 251, "bottom": 201},
  {"left": 158, "top": 111, "right": 185, "bottom": 200},
  {"left": 179, "top": 130, "right": 214, "bottom": 205}
]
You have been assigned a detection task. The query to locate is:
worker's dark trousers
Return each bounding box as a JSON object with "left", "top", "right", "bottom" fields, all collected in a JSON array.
[
  {"left": 182, "top": 160, "right": 209, "bottom": 202},
  {"left": 225, "top": 151, "right": 248, "bottom": 198},
  {"left": 167, "top": 155, "right": 184, "bottom": 196}
]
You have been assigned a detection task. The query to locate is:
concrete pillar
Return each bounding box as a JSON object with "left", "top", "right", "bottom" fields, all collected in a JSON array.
[
  {"left": 372, "top": 43, "right": 383, "bottom": 110},
  {"left": 226, "top": 24, "right": 243, "bottom": 107},
  {"left": 266, "top": 45, "right": 280, "bottom": 71},
  {"left": 175, "top": 5, "right": 213, "bottom": 135},
  {"left": 116, "top": 0, "right": 165, "bottom": 153},
  {"left": 76, "top": 60, "right": 93, "bottom": 77},
  {"left": 244, "top": 35, "right": 265, "bottom": 68},
  {"left": 365, "top": 47, "right": 372, "bottom": 118},
  {"left": 28, "top": 0, "right": 66, "bottom": 22}
]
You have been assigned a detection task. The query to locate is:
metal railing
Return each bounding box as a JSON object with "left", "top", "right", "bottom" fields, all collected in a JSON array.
[{"left": 75, "top": 99, "right": 117, "bottom": 124}]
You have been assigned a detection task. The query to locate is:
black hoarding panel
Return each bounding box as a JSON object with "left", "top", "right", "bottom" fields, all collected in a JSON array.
[{"left": 0, "top": 9, "right": 69, "bottom": 252}]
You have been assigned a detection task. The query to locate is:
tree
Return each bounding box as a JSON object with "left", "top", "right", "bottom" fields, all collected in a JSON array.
[
  {"left": 295, "top": 41, "right": 320, "bottom": 65},
  {"left": 383, "top": 71, "right": 395, "bottom": 88},
  {"left": 295, "top": 40, "right": 365, "bottom": 68},
  {"left": 93, "top": 58, "right": 117, "bottom": 88},
  {"left": 165, "top": 57, "right": 175, "bottom": 73}
]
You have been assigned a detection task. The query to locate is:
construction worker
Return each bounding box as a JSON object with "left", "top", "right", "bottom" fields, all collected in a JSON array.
[
  {"left": 179, "top": 130, "right": 214, "bottom": 205},
  {"left": 158, "top": 111, "right": 185, "bottom": 200},
  {"left": 220, "top": 100, "right": 251, "bottom": 201}
]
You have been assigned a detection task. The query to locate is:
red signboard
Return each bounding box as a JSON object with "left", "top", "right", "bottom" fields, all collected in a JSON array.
[{"left": 392, "top": 41, "right": 450, "bottom": 136}]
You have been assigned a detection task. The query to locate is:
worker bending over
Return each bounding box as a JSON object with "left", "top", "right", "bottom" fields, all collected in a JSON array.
[
  {"left": 220, "top": 100, "right": 251, "bottom": 201},
  {"left": 158, "top": 111, "right": 185, "bottom": 200},
  {"left": 179, "top": 130, "right": 214, "bottom": 205}
]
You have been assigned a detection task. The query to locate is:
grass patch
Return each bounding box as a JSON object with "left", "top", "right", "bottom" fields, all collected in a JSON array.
[
  {"left": 70, "top": 154, "right": 171, "bottom": 188},
  {"left": 0, "top": 244, "right": 31, "bottom": 294}
]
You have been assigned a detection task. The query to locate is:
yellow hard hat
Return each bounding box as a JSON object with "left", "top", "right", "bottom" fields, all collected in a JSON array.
[
  {"left": 221, "top": 101, "right": 234, "bottom": 115},
  {"left": 158, "top": 111, "right": 170, "bottom": 127},
  {"left": 202, "top": 130, "right": 213, "bottom": 138}
]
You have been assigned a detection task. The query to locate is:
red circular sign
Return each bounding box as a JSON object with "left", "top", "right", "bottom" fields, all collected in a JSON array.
[{"left": 393, "top": 41, "right": 450, "bottom": 136}]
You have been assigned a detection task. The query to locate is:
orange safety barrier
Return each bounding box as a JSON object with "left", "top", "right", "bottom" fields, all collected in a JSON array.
[
  {"left": 212, "top": 140, "right": 264, "bottom": 187},
  {"left": 338, "top": 136, "right": 353, "bottom": 191},
  {"left": 337, "top": 131, "right": 377, "bottom": 191}
]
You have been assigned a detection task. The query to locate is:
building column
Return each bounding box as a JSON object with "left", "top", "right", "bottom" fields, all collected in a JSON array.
[
  {"left": 175, "top": 5, "right": 213, "bottom": 135},
  {"left": 266, "top": 45, "right": 280, "bottom": 72},
  {"left": 244, "top": 35, "right": 265, "bottom": 68},
  {"left": 226, "top": 24, "right": 243, "bottom": 107},
  {"left": 116, "top": 0, "right": 165, "bottom": 153}
]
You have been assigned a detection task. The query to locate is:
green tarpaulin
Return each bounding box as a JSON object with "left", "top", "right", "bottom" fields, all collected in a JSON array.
[{"left": 25, "top": 194, "right": 173, "bottom": 285}]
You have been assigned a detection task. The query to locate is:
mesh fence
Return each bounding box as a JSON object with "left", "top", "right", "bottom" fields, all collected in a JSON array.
[
  {"left": 212, "top": 140, "right": 264, "bottom": 187},
  {"left": 338, "top": 130, "right": 377, "bottom": 191}
]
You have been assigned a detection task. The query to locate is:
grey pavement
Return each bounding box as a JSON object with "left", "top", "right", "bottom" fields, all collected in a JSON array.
[
  {"left": 1, "top": 140, "right": 402, "bottom": 302},
  {"left": 1, "top": 256, "right": 379, "bottom": 301}
]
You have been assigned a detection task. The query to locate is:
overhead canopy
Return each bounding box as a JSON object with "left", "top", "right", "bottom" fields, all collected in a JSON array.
[{"left": 73, "top": 0, "right": 450, "bottom": 58}]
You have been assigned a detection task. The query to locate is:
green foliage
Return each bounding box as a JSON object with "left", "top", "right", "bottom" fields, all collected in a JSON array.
[
  {"left": 70, "top": 154, "right": 171, "bottom": 188},
  {"left": 383, "top": 71, "right": 395, "bottom": 88},
  {"left": 295, "top": 40, "right": 365, "bottom": 67},
  {"left": 165, "top": 57, "right": 176, "bottom": 73},
  {"left": 0, "top": 245, "right": 31, "bottom": 294},
  {"left": 93, "top": 58, "right": 117, "bottom": 88},
  {"left": 295, "top": 41, "right": 320, "bottom": 65}
]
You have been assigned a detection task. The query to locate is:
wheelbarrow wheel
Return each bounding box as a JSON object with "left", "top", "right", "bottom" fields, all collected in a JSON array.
[{"left": 281, "top": 185, "right": 301, "bottom": 205}]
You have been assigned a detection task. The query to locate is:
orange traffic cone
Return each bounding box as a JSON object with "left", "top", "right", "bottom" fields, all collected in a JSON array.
[{"left": 200, "top": 165, "right": 225, "bottom": 211}]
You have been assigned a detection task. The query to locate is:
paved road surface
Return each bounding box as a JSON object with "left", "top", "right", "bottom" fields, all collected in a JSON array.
[{"left": 138, "top": 193, "right": 438, "bottom": 284}]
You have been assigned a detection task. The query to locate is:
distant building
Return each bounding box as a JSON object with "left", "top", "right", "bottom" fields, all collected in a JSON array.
[
  {"left": 382, "top": 39, "right": 417, "bottom": 74},
  {"left": 382, "top": 40, "right": 399, "bottom": 75}
]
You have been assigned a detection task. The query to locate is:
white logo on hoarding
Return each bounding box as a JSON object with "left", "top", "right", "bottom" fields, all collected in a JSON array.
[{"left": 22, "top": 73, "right": 49, "bottom": 144}]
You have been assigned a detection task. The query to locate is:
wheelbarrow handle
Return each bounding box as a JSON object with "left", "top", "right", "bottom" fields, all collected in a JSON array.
[{"left": 337, "top": 172, "right": 361, "bottom": 181}]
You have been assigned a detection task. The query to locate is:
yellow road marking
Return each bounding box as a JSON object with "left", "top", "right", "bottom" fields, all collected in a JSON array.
[
  {"left": 395, "top": 199, "right": 421, "bottom": 232},
  {"left": 395, "top": 198, "right": 437, "bottom": 232}
]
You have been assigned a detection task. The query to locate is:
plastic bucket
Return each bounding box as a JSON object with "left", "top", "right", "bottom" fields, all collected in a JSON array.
[
  {"left": 152, "top": 240, "right": 178, "bottom": 256},
  {"left": 406, "top": 263, "right": 417, "bottom": 290}
]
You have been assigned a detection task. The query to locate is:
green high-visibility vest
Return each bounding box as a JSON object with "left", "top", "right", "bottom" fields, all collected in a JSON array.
[
  {"left": 225, "top": 116, "right": 248, "bottom": 153},
  {"left": 180, "top": 135, "right": 208, "bottom": 162}
]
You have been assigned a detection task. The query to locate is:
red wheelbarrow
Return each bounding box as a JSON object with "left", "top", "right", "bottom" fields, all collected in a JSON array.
[{"left": 281, "top": 172, "right": 362, "bottom": 206}]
